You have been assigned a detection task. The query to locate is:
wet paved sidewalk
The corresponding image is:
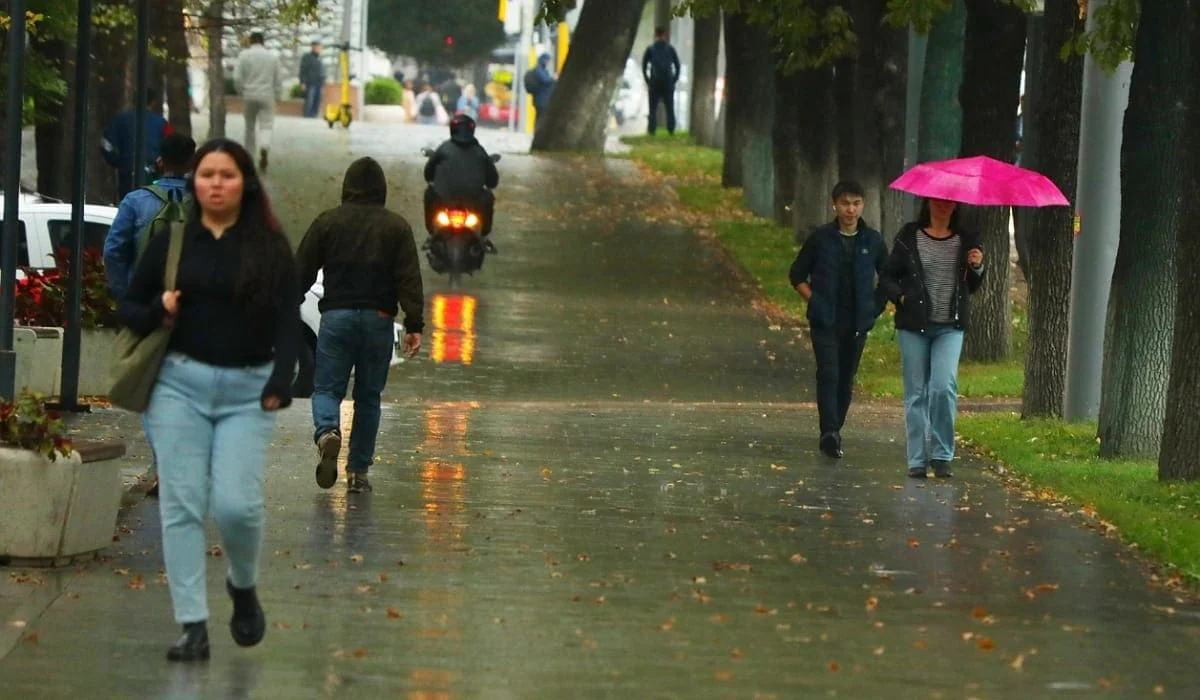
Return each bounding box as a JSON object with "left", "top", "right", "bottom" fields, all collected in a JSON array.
[{"left": 3, "top": 119, "right": 1199, "bottom": 698}]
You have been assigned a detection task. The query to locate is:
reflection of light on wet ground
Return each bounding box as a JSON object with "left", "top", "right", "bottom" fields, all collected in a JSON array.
[{"left": 430, "top": 294, "right": 477, "bottom": 365}]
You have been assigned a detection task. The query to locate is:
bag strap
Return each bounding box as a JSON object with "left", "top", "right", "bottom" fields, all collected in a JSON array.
[{"left": 163, "top": 222, "right": 185, "bottom": 291}]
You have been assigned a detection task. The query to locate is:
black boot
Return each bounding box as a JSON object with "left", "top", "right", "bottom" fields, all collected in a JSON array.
[
  {"left": 167, "top": 621, "right": 210, "bottom": 662},
  {"left": 226, "top": 579, "right": 266, "bottom": 647}
]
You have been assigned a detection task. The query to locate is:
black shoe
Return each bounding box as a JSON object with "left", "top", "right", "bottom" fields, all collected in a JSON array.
[
  {"left": 146, "top": 477, "right": 159, "bottom": 497},
  {"left": 315, "top": 429, "right": 341, "bottom": 489},
  {"left": 819, "top": 432, "right": 843, "bottom": 459},
  {"left": 258, "top": 148, "right": 269, "bottom": 173},
  {"left": 931, "top": 460, "right": 953, "bottom": 478},
  {"left": 908, "top": 466, "right": 928, "bottom": 479},
  {"left": 167, "top": 621, "right": 210, "bottom": 662},
  {"left": 347, "top": 473, "right": 373, "bottom": 494},
  {"left": 226, "top": 579, "right": 266, "bottom": 647},
  {"left": 483, "top": 238, "right": 498, "bottom": 254}
]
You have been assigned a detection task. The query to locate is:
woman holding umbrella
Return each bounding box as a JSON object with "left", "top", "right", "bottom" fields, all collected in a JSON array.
[
  {"left": 878, "top": 199, "right": 983, "bottom": 479},
  {"left": 881, "top": 155, "right": 1069, "bottom": 478}
]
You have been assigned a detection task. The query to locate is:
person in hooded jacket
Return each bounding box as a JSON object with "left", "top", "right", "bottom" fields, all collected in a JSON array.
[
  {"left": 423, "top": 115, "right": 500, "bottom": 246},
  {"left": 297, "top": 157, "right": 425, "bottom": 495}
]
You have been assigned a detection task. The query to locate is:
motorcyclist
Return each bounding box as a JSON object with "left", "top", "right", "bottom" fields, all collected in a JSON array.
[{"left": 423, "top": 115, "right": 499, "bottom": 250}]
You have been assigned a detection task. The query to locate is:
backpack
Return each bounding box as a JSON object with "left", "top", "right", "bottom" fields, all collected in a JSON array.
[
  {"left": 137, "top": 184, "right": 191, "bottom": 260},
  {"left": 523, "top": 70, "right": 539, "bottom": 95},
  {"left": 419, "top": 94, "right": 437, "bottom": 117}
]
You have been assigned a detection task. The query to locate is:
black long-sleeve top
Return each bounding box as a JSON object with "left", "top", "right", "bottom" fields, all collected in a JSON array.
[{"left": 118, "top": 219, "right": 300, "bottom": 407}]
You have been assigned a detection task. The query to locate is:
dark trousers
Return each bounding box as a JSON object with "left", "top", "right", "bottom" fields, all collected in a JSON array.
[
  {"left": 648, "top": 83, "right": 676, "bottom": 135},
  {"left": 424, "top": 186, "right": 495, "bottom": 236},
  {"left": 810, "top": 324, "right": 868, "bottom": 435}
]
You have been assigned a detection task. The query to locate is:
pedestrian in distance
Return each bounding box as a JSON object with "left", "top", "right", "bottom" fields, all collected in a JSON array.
[
  {"left": 118, "top": 138, "right": 300, "bottom": 661},
  {"left": 877, "top": 198, "right": 985, "bottom": 479},
  {"left": 297, "top": 156, "right": 425, "bottom": 495},
  {"left": 642, "top": 26, "right": 681, "bottom": 136},
  {"left": 235, "top": 30, "right": 283, "bottom": 173},
  {"left": 299, "top": 40, "right": 325, "bottom": 119},
  {"left": 101, "top": 89, "right": 175, "bottom": 199},
  {"left": 789, "top": 181, "right": 888, "bottom": 459}
]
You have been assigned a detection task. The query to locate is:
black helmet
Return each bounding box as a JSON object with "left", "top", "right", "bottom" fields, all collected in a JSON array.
[{"left": 450, "top": 114, "right": 476, "bottom": 143}]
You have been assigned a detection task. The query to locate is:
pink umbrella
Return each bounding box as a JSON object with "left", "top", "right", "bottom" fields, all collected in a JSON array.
[{"left": 889, "top": 155, "right": 1069, "bottom": 207}]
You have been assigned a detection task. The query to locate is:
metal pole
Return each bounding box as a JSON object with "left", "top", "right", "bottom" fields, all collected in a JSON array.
[
  {"left": 58, "top": 0, "right": 93, "bottom": 411},
  {"left": 903, "top": 28, "right": 928, "bottom": 221},
  {"left": 359, "top": 0, "right": 369, "bottom": 123},
  {"left": 1063, "top": 0, "right": 1132, "bottom": 421},
  {"left": 133, "top": 0, "right": 150, "bottom": 189},
  {"left": 0, "top": 0, "right": 27, "bottom": 400},
  {"left": 514, "top": 0, "right": 532, "bottom": 133}
]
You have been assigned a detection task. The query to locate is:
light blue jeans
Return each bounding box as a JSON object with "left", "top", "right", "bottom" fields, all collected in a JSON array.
[
  {"left": 898, "top": 325, "right": 964, "bottom": 469},
  {"left": 145, "top": 352, "right": 277, "bottom": 624}
]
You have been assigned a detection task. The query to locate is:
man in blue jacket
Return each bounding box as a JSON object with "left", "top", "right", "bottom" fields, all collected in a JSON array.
[
  {"left": 101, "top": 90, "right": 173, "bottom": 199},
  {"left": 789, "top": 181, "right": 888, "bottom": 459},
  {"left": 641, "top": 26, "right": 681, "bottom": 135}
]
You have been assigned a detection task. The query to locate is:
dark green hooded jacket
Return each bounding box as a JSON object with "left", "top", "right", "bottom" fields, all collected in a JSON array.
[{"left": 296, "top": 157, "right": 425, "bottom": 333}]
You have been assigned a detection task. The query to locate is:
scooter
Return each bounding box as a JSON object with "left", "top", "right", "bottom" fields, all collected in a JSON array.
[
  {"left": 324, "top": 42, "right": 353, "bottom": 129},
  {"left": 421, "top": 149, "right": 502, "bottom": 288}
]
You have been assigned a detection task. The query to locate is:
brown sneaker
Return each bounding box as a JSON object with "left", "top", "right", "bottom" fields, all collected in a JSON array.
[
  {"left": 315, "top": 429, "right": 341, "bottom": 489},
  {"left": 347, "top": 473, "right": 373, "bottom": 494}
]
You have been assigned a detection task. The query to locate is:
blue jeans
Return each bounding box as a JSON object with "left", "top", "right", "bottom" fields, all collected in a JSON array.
[
  {"left": 311, "top": 309, "right": 394, "bottom": 474},
  {"left": 898, "top": 325, "right": 964, "bottom": 469},
  {"left": 304, "top": 83, "right": 322, "bottom": 118},
  {"left": 145, "top": 353, "right": 277, "bottom": 624}
]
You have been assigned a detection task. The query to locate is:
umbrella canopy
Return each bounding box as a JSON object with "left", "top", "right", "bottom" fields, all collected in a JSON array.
[{"left": 889, "top": 155, "right": 1069, "bottom": 207}]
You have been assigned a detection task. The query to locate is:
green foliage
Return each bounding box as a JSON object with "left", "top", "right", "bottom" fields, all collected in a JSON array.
[
  {"left": 368, "top": 0, "right": 506, "bottom": 66},
  {"left": 674, "top": 0, "right": 857, "bottom": 71},
  {"left": 1063, "top": 0, "right": 1138, "bottom": 69},
  {"left": 289, "top": 82, "right": 306, "bottom": 99},
  {"left": 883, "top": 0, "right": 1041, "bottom": 33},
  {"left": 0, "top": 391, "right": 73, "bottom": 462},
  {"left": 960, "top": 413, "right": 1200, "bottom": 584},
  {"left": 364, "top": 77, "right": 404, "bottom": 105},
  {"left": 535, "top": 0, "right": 577, "bottom": 25}
]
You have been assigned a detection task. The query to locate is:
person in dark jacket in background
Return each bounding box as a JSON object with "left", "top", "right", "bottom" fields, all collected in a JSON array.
[
  {"left": 789, "top": 181, "right": 888, "bottom": 459},
  {"left": 102, "top": 89, "right": 174, "bottom": 199},
  {"left": 641, "top": 26, "right": 681, "bottom": 135},
  {"left": 119, "top": 138, "right": 298, "bottom": 662},
  {"left": 877, "top": 198, "right": 984, "bottom": 479},
  {"left": 298, "top": 40, "right": 325, "bottom": 118},
  {"left": 528, "top": 53, "right": 557, "bottom": 127},
  {"left": 423, "top": 115, "right": 500, "bottom": 245},
  {"left": 297, "top": 157, "right": 425, "bottom": 495}
]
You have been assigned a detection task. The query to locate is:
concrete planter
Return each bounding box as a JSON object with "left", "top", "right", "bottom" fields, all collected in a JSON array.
[
  {"left": 79, "top": 327, "right": 119, "bottom": 397},
  {"left": 0, "top": 447, "right": 122, "bottom": 567},
  {"left": 14, "top": 326, "right": 63, "bottom": 396},
  {"left": 363, "top": 104, "right": 409, "bottom": 123}
]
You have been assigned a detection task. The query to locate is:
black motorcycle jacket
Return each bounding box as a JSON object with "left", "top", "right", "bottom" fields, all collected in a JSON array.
[{"left": 423, "top": 138, "right": 499, "bottom": 203}]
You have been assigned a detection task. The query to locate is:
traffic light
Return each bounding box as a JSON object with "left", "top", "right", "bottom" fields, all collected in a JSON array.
[{"left": 444, "top": 35, "right": 454, "bottom": 46}]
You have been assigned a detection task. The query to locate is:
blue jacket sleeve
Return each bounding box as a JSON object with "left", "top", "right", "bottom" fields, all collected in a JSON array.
[{"left": 104, "top": 197, "right": 139, "bottom": 300}]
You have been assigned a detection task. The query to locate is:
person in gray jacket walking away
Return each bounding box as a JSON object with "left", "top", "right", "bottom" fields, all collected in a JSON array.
[
  {"left": 298, "top": 41, "right": 325, "bottom": 119},
  {"left": 235, "top": 31, "right": 282, "bottom": 172}
]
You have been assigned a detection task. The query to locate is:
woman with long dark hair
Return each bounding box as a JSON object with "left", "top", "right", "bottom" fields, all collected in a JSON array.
[
  {"left": 878, "top": 198, "right": 984, "bottom": 479},
  {"left": 119, "top": 138, "right": 299, "bottom": 661}
]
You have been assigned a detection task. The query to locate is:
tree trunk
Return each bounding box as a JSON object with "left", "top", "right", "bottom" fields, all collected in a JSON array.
[
  {"left": 1159, "top": 1, "right": 1200, "bottom": 481},
  {"left": 917, "top": 0, "right": 966, "bottom": 162},
  {"left": 1021, "top": 1, "right": 1085, "bottom": 419},
  {"left": 875, "top": 8, "right": 908, "bottom": 240},
  {"left": 720, "top": 12, "right": 753, "bottom": 187},
  {"left": 773, "top": 68, "right": 800, "bottom": 227},
  {"left": 530, "top": 0, "right": 643, "bottom": 152},
  {"left": 31, "top": 35, "right": 70, "bottom": 199},
  {"left": 163, "top": 0, "right": 192, "bottom": 135},
  {"left": 655, "top": 0, "right": 672, "bottom": 33},
  {"left": 739, "top": 21, "right": 774, "bottom": 219},
  {"left": 206, "top": 0, "right": 227, "bottom": 140},
  {"left": 1098, "top": 0, "right": 1189, "bottom": 459},
  {"left": 792, "top": 65, "right": 837, "bottom": 235},
  {"left": 958, "top": 0, "right": 1025, "bottom": 362},
  {"left": 689, "top": 12, "right": 719, "bottom": 148}
]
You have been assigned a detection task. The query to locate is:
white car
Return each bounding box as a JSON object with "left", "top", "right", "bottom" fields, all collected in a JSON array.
[{"left": 1, "top": 195, "right": 405, "bottom": 398}]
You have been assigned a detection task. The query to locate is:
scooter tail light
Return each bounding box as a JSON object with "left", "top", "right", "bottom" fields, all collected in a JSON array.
[
  {"left": 465, "top": 213, "right": 480, "bottom": 228},
  {"left": 435, "top": 210, "right": 451, "bottom": 227},
  {"left": 448, "top": 210, "right": 467, "bottom": 228}
]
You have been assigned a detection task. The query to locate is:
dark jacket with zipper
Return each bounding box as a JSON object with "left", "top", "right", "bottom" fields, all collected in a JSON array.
[
  {"left": 877, "top": 222, "right": 985, "bottom": 332},
  {"left": 296, "top": 157, "right": 425, "bottom": 334},
  {"left": 789, "top": 219, "right": 889, "bottom": 333}
]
